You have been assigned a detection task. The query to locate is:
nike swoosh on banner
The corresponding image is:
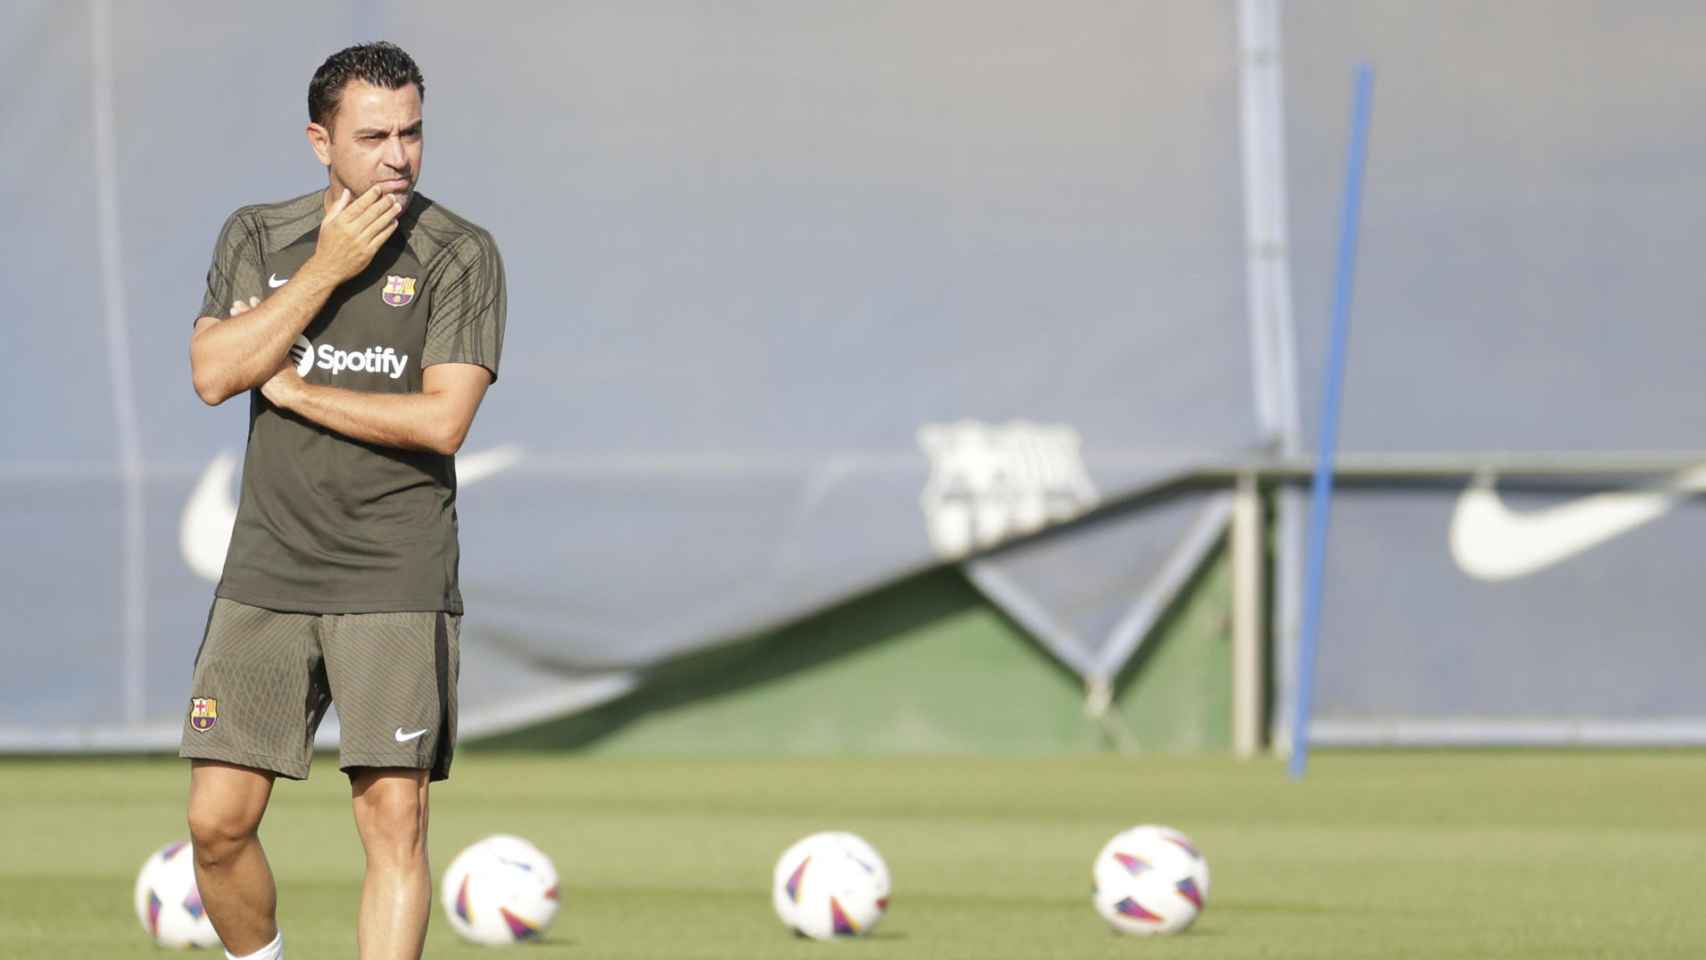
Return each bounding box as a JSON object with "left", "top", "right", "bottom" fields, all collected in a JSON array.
[
  {"left": 180, "top": 451, "right": 243, "bottom": 584},
  {"left": 457, "top": 445, "right": 526, "bottom": 486},
  {"left": 1448, "top": 465, "right": 1706, "bottom": 581},
  {"left": 179, "top": 444, "right": 526, "bottom": 582}
]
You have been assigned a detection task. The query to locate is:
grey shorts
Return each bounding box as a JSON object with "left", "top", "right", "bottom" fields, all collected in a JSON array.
[{"left": 178, "top": 598, "right": 459, "bottom": 781}]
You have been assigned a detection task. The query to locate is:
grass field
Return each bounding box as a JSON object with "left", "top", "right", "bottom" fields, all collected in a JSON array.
[{"left": 3, "top": 751, "right": 1703, "bottom": 958}]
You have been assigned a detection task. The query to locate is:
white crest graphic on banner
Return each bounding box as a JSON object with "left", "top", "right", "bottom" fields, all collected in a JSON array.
[{"left": 917, "top": 421, "right": 1099, "bottom": 559}]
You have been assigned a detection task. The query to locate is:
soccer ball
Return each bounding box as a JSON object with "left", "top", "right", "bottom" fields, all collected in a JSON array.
[
  {"left": 771, "top": 831, "right": 891, "bottom": 940},
  {"left": 441, "top": 835, "right": 561, "bottom": 945},
  {"left": 1091, "top": 824, "right": 1210, "bottom": 936},
  {"left": 133, "top": 840, "right": 221, "bottom": 949}
]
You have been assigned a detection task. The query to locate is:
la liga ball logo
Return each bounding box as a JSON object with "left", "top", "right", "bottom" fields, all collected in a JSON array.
[{"left": 188, "top": 697, "right": 218, "bottom": 732}]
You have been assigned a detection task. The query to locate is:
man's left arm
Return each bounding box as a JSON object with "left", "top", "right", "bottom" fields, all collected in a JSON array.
[
  {"left": 262, "top": 362, "right": 490, "bottom": 455},
  {"left": 265, "top": 226, "right": 506, "bottom": 455}
]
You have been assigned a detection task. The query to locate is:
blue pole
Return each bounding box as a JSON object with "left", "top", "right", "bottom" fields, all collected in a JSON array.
[{"left": 1290, "top": 64, "right": 1373, "bottom": 779}]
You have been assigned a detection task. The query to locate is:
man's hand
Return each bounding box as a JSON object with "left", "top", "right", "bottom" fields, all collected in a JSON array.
[
  {"left": 194, "top": 294, "right": 261, "bottom": 335},
  {"left": 305, "top": 186, "right": 402, "bottom": 285}
]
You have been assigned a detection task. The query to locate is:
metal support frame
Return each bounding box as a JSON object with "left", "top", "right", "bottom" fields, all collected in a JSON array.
[{"left": 1230, "top": 472, "right": 1266, "bottom": 757}]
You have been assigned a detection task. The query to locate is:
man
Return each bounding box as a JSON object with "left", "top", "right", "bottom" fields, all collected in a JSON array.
[{"left": 181, "top": 41, "right": 504, "bottom": 960}]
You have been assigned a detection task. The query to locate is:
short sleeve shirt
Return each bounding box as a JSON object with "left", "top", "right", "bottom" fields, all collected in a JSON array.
[{"left": 199, "top": 190, "right": 506, "bottom": 613}]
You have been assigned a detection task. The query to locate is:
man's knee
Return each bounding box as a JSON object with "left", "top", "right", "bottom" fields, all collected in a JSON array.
[
  {"left": 187, "top": 795, "right": 264, "bottom": 866},
  {"left": 186, "top": 762, "right": 272, "bottom": 867},
  {"left": 351, "top": 769, "right": 429, "bottom": 860}
]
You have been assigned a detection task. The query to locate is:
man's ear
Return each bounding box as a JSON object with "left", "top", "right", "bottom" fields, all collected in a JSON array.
[{"left": 306, "top": 122, "right": 332, "bottom": 166}]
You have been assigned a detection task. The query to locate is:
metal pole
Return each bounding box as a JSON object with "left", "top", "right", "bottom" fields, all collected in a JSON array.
[
  {"left": 1231, "top": 472, "right": 1265, "bottom": 757},
  {"left": 1291, "top": 63, "right": 1374, "bottom": 779}
]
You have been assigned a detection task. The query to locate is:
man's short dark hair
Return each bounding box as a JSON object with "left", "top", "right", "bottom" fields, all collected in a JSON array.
[{"left": 308, "top": 42, "right": 424, "bottom": 132}]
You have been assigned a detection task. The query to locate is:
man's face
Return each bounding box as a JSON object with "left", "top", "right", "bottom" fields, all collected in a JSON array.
[{"left": 309, "top": 80, "right": 423, "bottom": 211}]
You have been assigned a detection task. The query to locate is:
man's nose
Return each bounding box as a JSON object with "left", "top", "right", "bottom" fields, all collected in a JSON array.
[{"left": 382, "top": 135, "right": 407, "bottom": 170}]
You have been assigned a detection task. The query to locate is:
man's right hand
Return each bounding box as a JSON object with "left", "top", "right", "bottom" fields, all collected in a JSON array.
[
  {"left": 306, "top": 186, "right": 402, "bottom": 284},
  {"left": 191, "top": 192, "right": 395, "bottom": 406}
]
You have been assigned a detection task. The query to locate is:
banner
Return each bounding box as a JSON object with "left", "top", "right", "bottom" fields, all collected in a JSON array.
[{"left": 0, "top": 2, "right": 1257, "bottom": 746}]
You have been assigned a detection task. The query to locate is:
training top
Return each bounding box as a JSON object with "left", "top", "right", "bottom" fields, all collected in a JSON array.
[{"left": 198, "top": 189, "right": 505, "bottom": 614}]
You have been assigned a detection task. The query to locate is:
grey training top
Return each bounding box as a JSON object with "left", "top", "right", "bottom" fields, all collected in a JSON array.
[{"left": 198, "top": 189, "right": 506, "bottom": 614}]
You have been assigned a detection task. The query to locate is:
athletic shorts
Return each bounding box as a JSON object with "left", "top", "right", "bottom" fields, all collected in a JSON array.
[{"left": 178, "top": 598, "right": 459, "bottom": 781}]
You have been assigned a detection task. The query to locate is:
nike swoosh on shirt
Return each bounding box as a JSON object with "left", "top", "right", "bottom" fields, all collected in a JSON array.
[
  {"left": 1449, "top": 465, "right": 1706, "bottom": 581},
  {"left": 394, "top": 727, "right": 429, "bottom": 742},
  {"left": 268, "top": 274, "right": 289, "bottom": 288},
  {"left": 179, "top": 444, "right": 525, "bottom": 582}
]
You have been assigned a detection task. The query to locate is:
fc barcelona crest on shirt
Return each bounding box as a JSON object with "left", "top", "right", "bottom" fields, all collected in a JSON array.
[
  {"left": 189, "top": 697, "right": 218, "bottom": 732},
  {"left": 382, "top": 275, "right": 417, "bottom": 307}
]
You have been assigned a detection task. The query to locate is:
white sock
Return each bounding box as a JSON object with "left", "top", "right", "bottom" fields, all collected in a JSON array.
[{"left": 226, "top": 931, "right": 283, "bottom": 960}]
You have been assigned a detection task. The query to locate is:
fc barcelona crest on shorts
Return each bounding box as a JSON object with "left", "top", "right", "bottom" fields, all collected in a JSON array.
[
  {"left": 189, "top": 697, "right": 218, "bottom": 732},
  {"left": 382, "top": 275, "right": 417, "bottom": 307}
]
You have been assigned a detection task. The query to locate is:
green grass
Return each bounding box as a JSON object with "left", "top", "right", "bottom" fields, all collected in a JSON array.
[{"left": 3, "top": 752, "right": 1703, "bottom": 958}]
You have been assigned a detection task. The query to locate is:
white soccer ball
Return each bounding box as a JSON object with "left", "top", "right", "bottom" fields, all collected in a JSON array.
[
  {"left": 133, "top": 840, "right": 221, "bottom": 949},
  {"left": 441, "top": 834, "right": 561, "bottom": 946},
  {"left": 772, "top": 831, "right": 891, "bottom": 940},
  {"left": 1091, "top": 824, "right": 1210, "bottom": 936}
]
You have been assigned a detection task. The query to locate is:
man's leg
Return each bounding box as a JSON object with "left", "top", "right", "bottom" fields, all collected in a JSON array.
[
  {"left": 324, "top": 610, "right": 456, "bottom": 960},
  {"left": 350, "top": 767, "right": 432, "bottom": 960},
  {"left": 187, "top": 760, "right": 279, "bottom": 955},
  {"left": 179, "top": 599, "right": 331, "bottom": 960}
]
